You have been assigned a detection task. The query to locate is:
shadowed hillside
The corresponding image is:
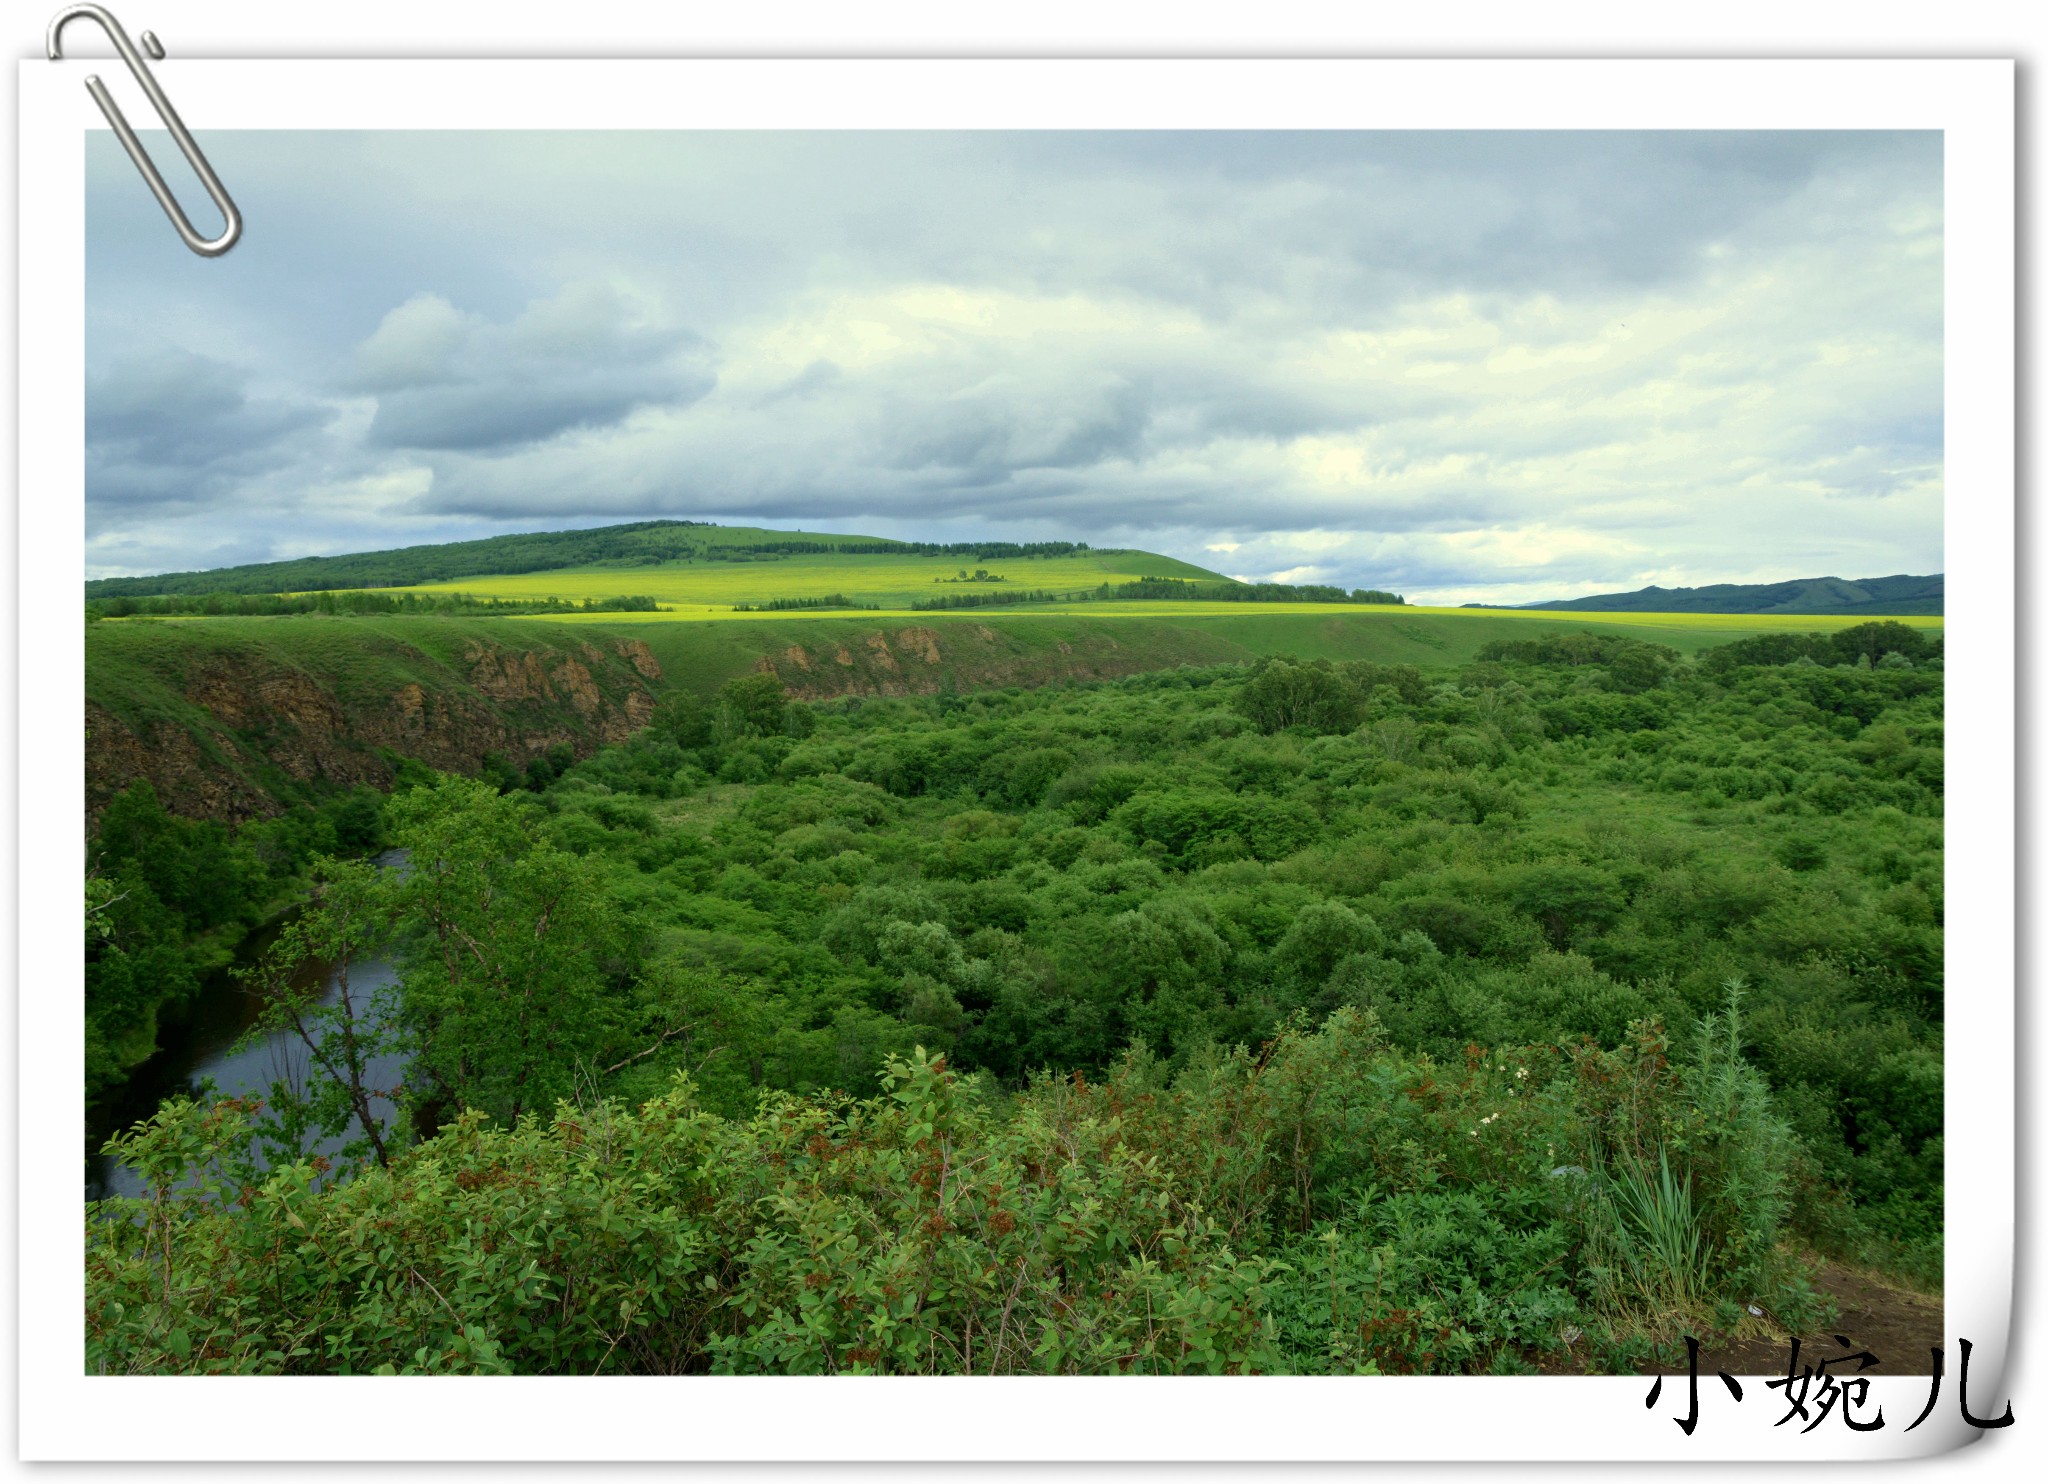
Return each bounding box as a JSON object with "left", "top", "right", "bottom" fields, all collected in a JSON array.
[{"left": 1524, "top": 573, "right": 1942, "bottom": 616}]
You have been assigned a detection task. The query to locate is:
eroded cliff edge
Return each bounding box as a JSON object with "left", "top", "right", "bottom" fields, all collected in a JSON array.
[
  {"left": 85, "top": 611, "right": 1271, "bottom": 825},
  {"left": 86, "top": 623, "right": 665, "bottom": 826}
]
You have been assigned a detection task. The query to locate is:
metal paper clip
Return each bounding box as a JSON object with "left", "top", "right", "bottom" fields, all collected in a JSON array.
[{"left": 47, "top": 4, "right": 241, "bottom": 257}]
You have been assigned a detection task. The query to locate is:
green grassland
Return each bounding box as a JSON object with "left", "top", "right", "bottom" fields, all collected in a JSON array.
[
  {"left": 513, "top": 607, "right": 1943, "bottom": 686},
  {"left": 90, "top": 606, "right": 1947, "bottom": 721},
  {"left": 506, "top": 599, "right": 1944, "bottom": 642},
  {"left": 380, "top": 546, "right": 1226, "bottom": 611}
]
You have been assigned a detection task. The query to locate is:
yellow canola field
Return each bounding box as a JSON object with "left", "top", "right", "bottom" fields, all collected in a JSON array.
[{"left": 382, "top": 551, "right": 1215, "bottom": 613}]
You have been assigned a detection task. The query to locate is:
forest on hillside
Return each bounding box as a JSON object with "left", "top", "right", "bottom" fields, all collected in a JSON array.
[
  {"left": 82, "top": 622, "right": 1944, "bottom": 1375},
  {"left": 1526, "top": 573, "right": 1944, "bottom": 617}
]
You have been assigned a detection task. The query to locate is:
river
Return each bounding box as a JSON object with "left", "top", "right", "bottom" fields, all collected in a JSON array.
[{"left": 85, "top": 849, "right": 411, "bottom": 1201}]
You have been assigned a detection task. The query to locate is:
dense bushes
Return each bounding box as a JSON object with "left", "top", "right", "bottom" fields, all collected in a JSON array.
[
  {"left": 1233, "top": 657, "right": 1429, "bottom": 734},
  {"left": 1695, "top": 621, "right": 1940, "bottom": 676},
  {"left": 89, "top": 998, "right": 1815, "bottom": 1376},
  {"left": 86, "top": 635, "right": 1943, "bottom": 1370}
]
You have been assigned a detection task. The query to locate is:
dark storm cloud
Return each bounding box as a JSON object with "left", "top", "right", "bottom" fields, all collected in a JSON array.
[
  {"left": 349, "top": 287, "right": 714, "bottom": 452},
  {"left": 84, "top": 129, "right": 1942, "bottom": 598},
  {"left": 85, "top": 350, "right": 331, "bottom": 510},
  {"left": 364, "top": 376, "right": 708, "bottom": 453}
]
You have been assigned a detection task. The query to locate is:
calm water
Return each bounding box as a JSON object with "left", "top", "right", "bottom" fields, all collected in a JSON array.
[{"left": 85, "top": 849, "right": 410, "bottom": 1201}]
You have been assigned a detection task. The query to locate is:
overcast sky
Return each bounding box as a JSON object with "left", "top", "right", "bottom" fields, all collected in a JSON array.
[{"left": 85, "top": 130, "right": 1941, "bottom": 604}]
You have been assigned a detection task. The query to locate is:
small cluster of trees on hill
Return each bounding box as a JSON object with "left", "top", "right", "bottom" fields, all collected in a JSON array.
[
  {"left": 1090, "top": 577, "right": 1405, "bottom": 605},
  {"left": 864, "top": 540, "right": 1101, "bottom": 561},
  {"left": 730, "top": 594, "right": 878, "bottom": 613},
  {"left": 910, "top": 589, "right": 1063, "bottom": 612},
  {"left": 1694, "top": 621, "right": 1940, "bottom": 674}
]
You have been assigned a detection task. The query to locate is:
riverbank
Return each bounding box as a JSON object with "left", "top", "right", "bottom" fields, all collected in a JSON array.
[{"left": 86, "top": 850, "right": 408, "bottom": 1200}]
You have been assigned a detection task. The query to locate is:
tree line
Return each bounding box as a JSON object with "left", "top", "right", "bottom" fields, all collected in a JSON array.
[
  {"left": 730, "top": 594, "right": 880, "bottom": 613},
  {"left": 1091, "top": 577, "right": 1407, "bottom": 605},
  {"left": 87, "top": 591, "right": 662, "bottom": 620}
]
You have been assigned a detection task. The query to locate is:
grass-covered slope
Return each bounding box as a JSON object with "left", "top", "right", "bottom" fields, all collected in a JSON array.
[{"left": 87, "top": 606, "right": 1943, "bottom": 826}]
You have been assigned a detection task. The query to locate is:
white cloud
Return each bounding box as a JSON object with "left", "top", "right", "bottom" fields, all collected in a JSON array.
[{"left": 84, "top": 130, "right": 1942, "bottom": 595}]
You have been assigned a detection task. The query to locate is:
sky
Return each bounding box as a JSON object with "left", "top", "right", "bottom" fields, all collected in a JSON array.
[{"left": 84, "top": 130, "right": 1942, "bottom": 604}]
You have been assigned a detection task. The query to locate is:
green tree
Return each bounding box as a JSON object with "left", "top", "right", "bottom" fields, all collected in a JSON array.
[
  {"left": 1606, "top": 643, "right": 1675, "bottom": 694},
  {"left": 1830, "top": 620, "right": 1931, "bottom": 668},
  {"left": 1506, "top": 862, "right": 1625, "bottom": 950},
  {"left": 1234, "top": 659, "right": 1362, "bottom": 734},
  {"left": 93, "top": 780, "right": 264, "bottom": 933},
  {"left": 386, "top": 778, "right": 628, "bottom": 1126},
  {"left": 1098, "top": 902, "right": 1227, "bottom": 1061},
  {"left": 1271, "top": 900, "right": 1385, "bottom": 997},
  {"left": 715, "top": 673, "right": 789, "bottom": 739},
  {"left": 84, "top": 870, "right": 200, "bottom": 1097},
  {"left": 650, "top": 689, "right": 715, "bottom": 748}
]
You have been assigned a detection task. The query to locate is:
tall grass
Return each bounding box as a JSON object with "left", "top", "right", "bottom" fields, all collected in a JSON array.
[
  {"left": 1582, "top": 980, "right": 1818, "bottom": 1332},
  {"left": 1602, "top": 1149, "right": 1711, "bottom": 1310},
  {"left": 1681, "top": 979, "right": 1799, "bottom": 1295}
]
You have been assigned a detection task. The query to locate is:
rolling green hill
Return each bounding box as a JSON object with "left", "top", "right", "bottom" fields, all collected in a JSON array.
[
  {"left": 1524, "top": 572, "right": 1943, "bottom": 616},
  {"left": 82, "top": 521, "right": 1212, "bottom": 599}
]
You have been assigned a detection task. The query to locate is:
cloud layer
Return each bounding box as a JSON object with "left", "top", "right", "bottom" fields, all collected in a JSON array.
[{"left": 85, "top": 130, "right": 1941, "bottom": 600}]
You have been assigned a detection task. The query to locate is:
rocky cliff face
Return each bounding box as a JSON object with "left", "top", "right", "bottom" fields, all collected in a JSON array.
[
  {"left": 85, "top": 614, "right": 1247, "bottom": 827},
  {"left": 86, "top": 635, "right": 665, "bottom": 826},
  {"left": 749, "top": 623, "right": 1136, "bottom": 700}
]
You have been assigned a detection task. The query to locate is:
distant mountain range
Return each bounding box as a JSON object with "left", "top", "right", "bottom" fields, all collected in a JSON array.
[{"left": 1471, "top": 573, "right": 1943, "bottom": 617}]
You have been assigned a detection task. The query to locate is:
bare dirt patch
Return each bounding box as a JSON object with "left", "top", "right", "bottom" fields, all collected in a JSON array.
[
  {"left": 1537, "top": 1264, "right": 1942, "bottom": 1379},
  {"left": 1687, "top": 1265, "right": 1944, "bottom": 1378}
]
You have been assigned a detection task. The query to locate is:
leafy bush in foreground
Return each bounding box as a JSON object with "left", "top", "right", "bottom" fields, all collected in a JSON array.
[{"left": 88, "top": 999, "right": 1814, "bottom": 1375}]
